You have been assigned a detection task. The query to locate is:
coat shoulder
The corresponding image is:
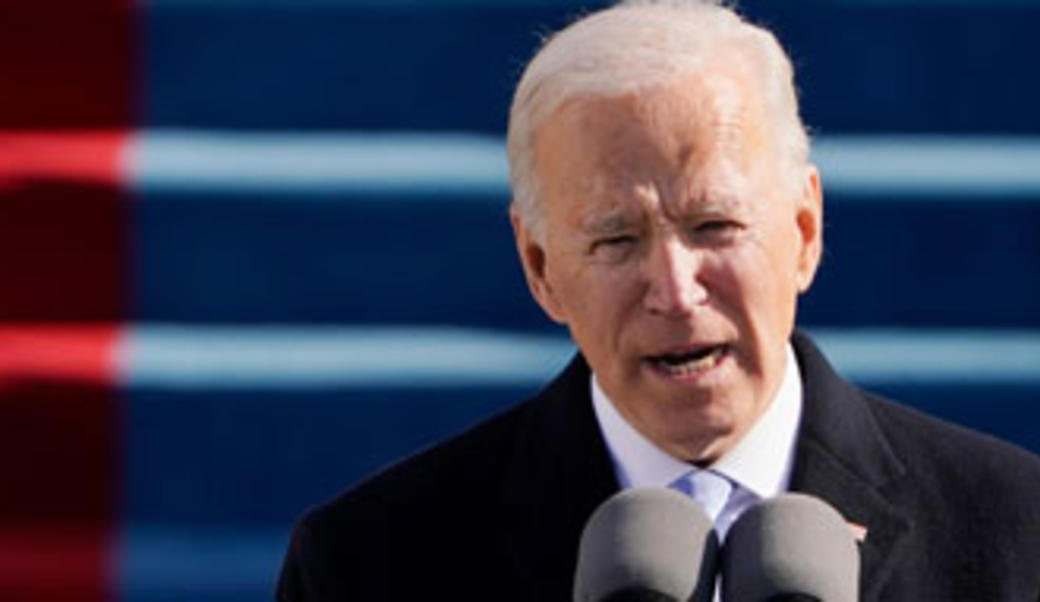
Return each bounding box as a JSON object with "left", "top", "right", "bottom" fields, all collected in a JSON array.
[
  {"left": 864, "top": 391, "right": 1040, "bottom": 580},
  {"left": 277, "top": 398, "right": 537, "bottom": 600},
  {"left": 306, "top": 395, "right": 535, "bottom": 530},
  {"left": 865, "top": 390, "right": 1040, "bottom": 491}
]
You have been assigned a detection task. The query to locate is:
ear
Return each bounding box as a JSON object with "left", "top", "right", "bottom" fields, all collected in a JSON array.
[
  {"left": 794, "top": 164, "right": 823, "bottom": 294},
  {"left": 510, "top": 207, "right": 568, "bottom": 325}
]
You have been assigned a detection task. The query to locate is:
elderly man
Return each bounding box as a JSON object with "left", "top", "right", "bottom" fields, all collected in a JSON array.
[{"left": 277, "top": 1, "right": 1040, "bottom": 600}]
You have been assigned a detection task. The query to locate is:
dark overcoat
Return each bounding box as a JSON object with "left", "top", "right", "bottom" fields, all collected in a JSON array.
[{"left": 277, "top": 332, "right": 1040, "bottom": 601}]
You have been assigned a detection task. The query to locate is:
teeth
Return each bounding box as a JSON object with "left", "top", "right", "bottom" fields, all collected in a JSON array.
[{"left": 654, "top": 347, "right": 724, "bottom": 376}]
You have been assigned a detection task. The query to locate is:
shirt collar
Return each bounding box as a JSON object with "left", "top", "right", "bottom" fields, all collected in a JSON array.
[
  {"left": 711, "top": 344, "right": 803, "bottom": 499},
  {"left": 591, "top": 343, "right": 803, "bottom": 499},
  {"left": 591, "top": 373, "right": 687, "bottom": 488}
]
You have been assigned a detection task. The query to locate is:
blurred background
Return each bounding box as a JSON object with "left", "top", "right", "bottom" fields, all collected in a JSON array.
[{"left": 1, "top": 0, "right": 1039, "bottom": 600}]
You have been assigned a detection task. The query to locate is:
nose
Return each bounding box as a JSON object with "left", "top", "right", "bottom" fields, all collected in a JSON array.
[{"left": 642, "top": 238, "right": 708, "bottom": 317}]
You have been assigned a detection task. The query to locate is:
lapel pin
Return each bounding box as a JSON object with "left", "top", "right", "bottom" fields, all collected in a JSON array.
[{"left": 847, "top": 522, "right": 868, "bottom": 543}]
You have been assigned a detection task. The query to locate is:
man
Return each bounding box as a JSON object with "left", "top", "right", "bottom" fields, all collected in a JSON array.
[{"left": 277, "top": 1, "right": 1040, "bottom": 600}]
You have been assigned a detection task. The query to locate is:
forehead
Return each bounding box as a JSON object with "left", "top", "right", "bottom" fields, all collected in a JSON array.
[{"left": 533, "top": 70, "right": 777, "bottom": 226}]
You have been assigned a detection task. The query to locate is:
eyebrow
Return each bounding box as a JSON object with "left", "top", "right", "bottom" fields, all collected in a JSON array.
[
  {"left": 679, "top": 184, "right": 746, "bottom": 215},
  {"left": 580, "top": 212, "right": 640, "bottom": 235}
]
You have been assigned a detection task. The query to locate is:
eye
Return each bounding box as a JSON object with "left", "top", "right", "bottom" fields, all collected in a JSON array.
[
  {"left": 697, "top": 220, "right": 737, "bottom": 232},
  {"left": 691, "top": 220, "right": 743, "bottom": 245},
  {"left": 590, "top": 235, "right": 638, "bottom": 262}
]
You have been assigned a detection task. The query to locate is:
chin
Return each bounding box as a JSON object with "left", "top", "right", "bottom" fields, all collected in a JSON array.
[{"left": 648, "top": 396, "right": 738, "bottom": 445}]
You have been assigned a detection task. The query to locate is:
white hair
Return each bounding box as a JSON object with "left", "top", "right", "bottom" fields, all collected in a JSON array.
[{"left": 506, "top": 0, "right": 810, "bottom": 241}]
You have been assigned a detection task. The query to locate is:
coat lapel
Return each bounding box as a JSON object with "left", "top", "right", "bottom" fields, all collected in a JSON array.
[
  {"left": 789, "top": 331, "right": 913, "bottom": 601},
  {"left": 498, "top": 355, "right": 620, "bottom": 600}
]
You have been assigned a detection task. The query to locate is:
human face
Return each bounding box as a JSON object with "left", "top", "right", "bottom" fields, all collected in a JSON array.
[{"left": 512, "top": 70, "right": 822, "bottom": 463}]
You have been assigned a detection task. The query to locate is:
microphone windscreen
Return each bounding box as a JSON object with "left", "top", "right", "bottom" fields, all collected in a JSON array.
[
  {"left": 721, "top": 493, "right": 858, "bottom": 602},
  {"left": 574, "top": 487, "right": 719, "bottom": 602}
]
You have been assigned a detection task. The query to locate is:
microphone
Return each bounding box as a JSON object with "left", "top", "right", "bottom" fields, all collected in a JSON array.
[
  {"left": 721, "top": 493, "right": 859, "bottom": 602},
  {"left": 574, "top": 487, "right": 719, "bottom": 602}
]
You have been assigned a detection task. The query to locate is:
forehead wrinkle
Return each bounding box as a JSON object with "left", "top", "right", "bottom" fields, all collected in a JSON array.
[
  {"left": 682, "top": 51, "right": 777, "bottom": 173},
  {"left": 577, "top": 160, "right": 663, "bottom": 229},
  {"left": 670, "top": 71, "right": 774, "bottom": 221},
  {"left": 579, "top": 181, "right": 658, "bottom": 232},
  {"left": 702, "top": 75, "right": 749, "bottom": 160},
  {"left": 670, "top": 162, "right": 750, "bottom": 219},
  {"left": 635, "top": 71, "right": 763, "bottom": 222}
]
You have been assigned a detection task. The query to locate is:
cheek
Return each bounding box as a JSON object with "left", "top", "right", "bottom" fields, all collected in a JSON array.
[
  {"left": 703, "top": 240, "right": 795, "bottom": 327},
  {"left": 552, "top": 263, "right": 644, "bottom": 346}
]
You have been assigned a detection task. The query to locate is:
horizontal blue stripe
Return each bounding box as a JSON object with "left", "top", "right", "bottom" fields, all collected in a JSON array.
[
  {"left": 120, "top": 326, "right": 576, "bottom": 388},
  {"left": 129, "top": 132, "right": 1040, "bottom": 198},
  {"left": 811, "top": 136, "right": 1040, "bottom": 198},
  {"left": 808, "top": 329, "right": 1040, "bottom": 383},
  {"left": 119, "top": 326, "right": 1040, "bottom": 387},
  {"left": 129, "top": 131, "right": 509, "bottom": 196},
  {"left": 117, "top": 526, "right": 288, "bottom": 602}
]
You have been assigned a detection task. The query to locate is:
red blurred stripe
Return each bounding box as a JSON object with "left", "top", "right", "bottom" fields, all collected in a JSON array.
[
  {"left": 0, "top": 382, "right": 121, "bottom": 602},
  {"left": 0, "top": 324, "right": 119, "bottom": 386},
  {"left": 0, "top": 527, "right": 113, "bottom": 602},
  {"left": 0, "top": 131, "right": 127, "bottom": 187}
]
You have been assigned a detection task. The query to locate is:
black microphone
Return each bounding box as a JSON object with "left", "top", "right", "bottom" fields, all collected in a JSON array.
[
  {"left": 721, "top": 493, "right": 859, "bottom": 602},
  {"left": 574, "top": 487, "right": 719, "bottom": 602}
]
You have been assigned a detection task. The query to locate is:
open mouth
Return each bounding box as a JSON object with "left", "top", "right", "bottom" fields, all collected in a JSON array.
[{"left": 645, "top": 344, "right": 728, "bottom": 377}]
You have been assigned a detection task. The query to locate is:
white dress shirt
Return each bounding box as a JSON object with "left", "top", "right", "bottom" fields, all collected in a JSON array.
[{"left": 590, "top": 343, "right": 804, "bottom": 539}]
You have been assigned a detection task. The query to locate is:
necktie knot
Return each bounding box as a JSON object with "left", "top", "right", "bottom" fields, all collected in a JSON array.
[{"left": 672, "top": 469, "right": 733, "bottom": 523}]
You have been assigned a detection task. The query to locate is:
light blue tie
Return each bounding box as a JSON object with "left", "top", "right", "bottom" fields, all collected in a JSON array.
[
  {"left": 671, "top": 470, "right": 733, "bottom": 602},
  {"left": 672, "top": 469, "right": 733, "bottom": 523}
]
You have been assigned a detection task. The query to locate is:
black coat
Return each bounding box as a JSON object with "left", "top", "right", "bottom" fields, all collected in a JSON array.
[{"left": 277, "top": 331, "right": 1040, "bottom": 601}]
